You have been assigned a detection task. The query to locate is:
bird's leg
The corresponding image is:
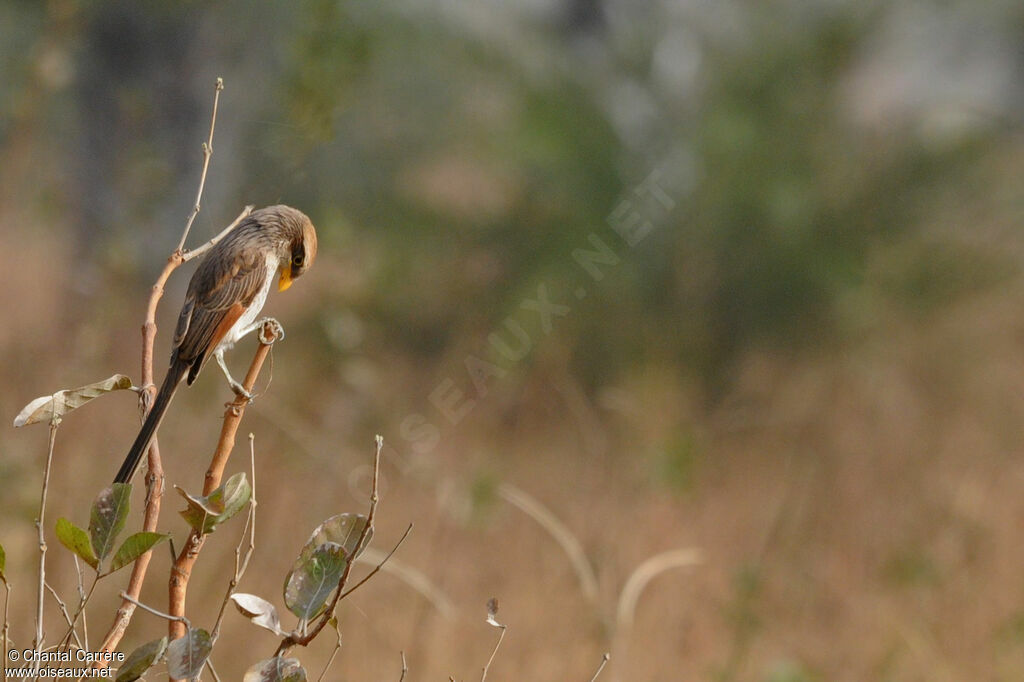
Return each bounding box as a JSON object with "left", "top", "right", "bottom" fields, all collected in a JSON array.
[
  {"left": 236, "top": 317, "right": 286, "bottom": 345},
  {"left": 213, "top": 318, "right": 284, "bottom": 400},
  {"left": 214, "top": 348, "right": 253, "bottom": 400}
]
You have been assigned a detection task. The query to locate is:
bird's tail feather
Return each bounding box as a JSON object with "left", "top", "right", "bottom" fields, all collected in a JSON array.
[{"left": 114, "top": 362, "right": 187, "bottom": 484}]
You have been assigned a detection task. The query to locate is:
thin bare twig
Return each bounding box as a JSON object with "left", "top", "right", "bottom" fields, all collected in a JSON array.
[
  {"left": 399, "top": 651, "right": 407, "bottom": 682},
  {"left": 72, "top": 556, "right": 87, "bottom": 649},
  {"left": 33, "top": 421, "right": 59, "bottom": 665},
  {"left": 2, "top": 579, "right": 10, "bottom": 682},
  {"left": 177, "top": 77, "right": 223, "bottom": 252},
  {"left": 205, "top": 658, "right": 222, "bottom": 682},
  {"left": 43, "top": 582, "right": 80, "bottom": 648},
  {"left": 181, "top": 206, "right": 253, "bottom": 263},
  {"left": 338, "top": 524, "right": 413, "bottom": 601},
  {"left": 315, "top": 624, "right": 343, "bottom": 682},
  {"left": 481, "top": 623, "right": 507, "bottom": 682},
  {"left": 58, "top": 575, "right": 98, "bottom": 649},
  {"left": 589, "top": 653, "right": 610, "bottom": 682},
  {"left": 354, "top": 548, "right": 454, "bottom": 618},
  {"left": 119, "top": 593, "right": 189, "bottom": 627},
  {"left": 244, "top": 433, "right": 258, "bottom": 572},
  {"left": 211, "top": 433, "right": 259, "bottom": 642},
  {"left": 366, "top": 435, "right": 383, "bottom": 527}
]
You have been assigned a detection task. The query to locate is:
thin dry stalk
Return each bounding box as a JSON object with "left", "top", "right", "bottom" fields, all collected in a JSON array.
[
  {"left": 615, "top": 548, "right": 703, "bottom": 633},
  {"left": 210, "top": 434, "right": 259, "bottom": 642},
  {"left": 353, "top": 548, "right": 454, "bottom": 618},
  {"left": 399, "top": 652, "right": 407, "bottom": 682},
  {"left": 72, "top": 556, "right": 87, "bottom": 648},
  {"left": 315, "top": 625, "right": 343, "bottom": 682},
  {"left": 338, "top": 524, "right": 413, "bottom": 601},
  {"left": 180, "top": 208, "right": 252, "bottom": 264},
  {"left": 498, "top": 483, "right": 599, "bottom": 603},
  {"left": 33, "top": 421, "right": 59, "bottom": 665},
  {"left": 169, "top": 322, "right": 279, "bottom": 645},
  {"left": 2, "top": 579, "right": 10, "bottom": 681},
  {"left": 589, "top": 653, "right": 611, "bottom": 682},
  {"left": 177, "top": 77, "right": 223, "bottom": 252},
  {"left": 57, "top": 575, "right": 98, "bottom": 649},
  {"left": 119, "top": 593, "right": 190, "bottom": 628},
  {"left": 44, "top": 583, "right": 81, "bottom": 649},
  {"left": 480, "top": 623, "right": 507, "bottom": 682}
]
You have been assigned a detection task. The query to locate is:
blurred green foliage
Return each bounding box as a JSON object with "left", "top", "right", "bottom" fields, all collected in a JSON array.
[
  {"left": 653, "top": 427, "right": 702, "bottom": 493},
  {"left": 763, "top": 660, "right": 820, "bottom": 682},
  {"left": 882, "top": 546, "right": 941, "bottom": 588},
  {"left": 716, "top": 562, "right": 764, "bottom": 681},
  {"left": 469, "top": 468, "right": 500, "bottom": 524},
  {"left": 2, "top": 0, "right": 1019, "bottom": 401}
]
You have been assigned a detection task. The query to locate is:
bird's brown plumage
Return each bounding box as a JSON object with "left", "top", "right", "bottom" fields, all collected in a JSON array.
[{"left": 114, "top": 205, "right": 317, "bottom": 484}]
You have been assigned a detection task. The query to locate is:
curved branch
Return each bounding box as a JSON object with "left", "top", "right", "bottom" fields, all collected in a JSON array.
[{"left": 168, "top": 322, "right": 280, "bottom": 651}]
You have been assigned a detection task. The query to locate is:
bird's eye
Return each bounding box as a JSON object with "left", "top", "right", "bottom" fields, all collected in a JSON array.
[{"left": 292, "top": 254, "right": 304, "bottom": 267}]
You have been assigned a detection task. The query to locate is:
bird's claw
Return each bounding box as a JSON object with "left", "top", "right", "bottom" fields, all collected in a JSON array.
[
  {"left": 257, "top": 317, "right": 285, "bottom": 344},
  {"left": 230, "top": 380, "right": 254, "bottom": 401}
]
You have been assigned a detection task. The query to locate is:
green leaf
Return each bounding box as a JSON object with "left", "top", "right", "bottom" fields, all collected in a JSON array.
[
  {"left": 206, "top": 471, "right": 251, "bottom": 522},
  {"left": 89, "top": 484, "right": 131, "bottom": 564},
  {"left": 115, "top": 637, "right": 167, "bottom": 682},
  {"left": 166, "top": 628, "right": 212, "bottom": 680},
  {"left": 296, "top": 513, "right": 371, "bottom": 565},
  {"left": 283, "top": 543, "right": 348, "bottom": 621},
  {"left": 243, "top": 657, "right": 307, "bottom": 682},
  {"left": 108, "top": 532, "right": 169, "bottom": 574},
  {"left": 13, "top": 374, "right": 133, "bottom": 427},
  {"left": 176, "top": 472, "right": 251, "bottom": 535},
  {"left": 55, "top": 518, "right": 99, "bottom": 570}
]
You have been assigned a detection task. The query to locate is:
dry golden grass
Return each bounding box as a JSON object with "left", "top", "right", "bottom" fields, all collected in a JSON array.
[{"left": 5, "top": 223, "right": 1024, "bottom": 682}]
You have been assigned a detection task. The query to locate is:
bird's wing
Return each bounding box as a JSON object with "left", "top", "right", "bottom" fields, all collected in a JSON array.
[{"left": 173, "top": 247, "right": 272, "bottom": 371}]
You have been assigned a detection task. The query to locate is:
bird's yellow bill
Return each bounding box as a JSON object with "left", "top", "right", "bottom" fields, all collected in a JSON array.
[{"left": 278, "top": 266, "right": 293, "bottom": 291}]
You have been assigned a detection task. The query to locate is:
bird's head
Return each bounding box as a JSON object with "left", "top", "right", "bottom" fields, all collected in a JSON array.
[{"left": 265, "top": 205, "right": 318, "bottom": 292}]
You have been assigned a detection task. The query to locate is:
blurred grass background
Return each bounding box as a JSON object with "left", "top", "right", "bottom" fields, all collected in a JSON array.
[{"left": 2, "top": 0, "right": 1024, "bottom": 679}]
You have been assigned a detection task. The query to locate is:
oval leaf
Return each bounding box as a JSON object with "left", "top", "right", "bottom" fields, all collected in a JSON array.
[
  {"left": 109, "top": 532, "right": 169, "bottom": 574},
  {"left": 55, "top": 517, "right": 98, "bottom": 570},
  {"left": 297, "top": 513, "right": 371, "bottom": 565},
  {"left": 231, "top": 593, "right": 285, "bottom": 636},
  {"left": 90, "top": 484, "right": 131, "bottom": 564},
  {"left": 166, "top": 628, "right": 212, "bottom": 680},
  {"left": 176, "top": 486, "right": 218, "bottom": 532},
  {"left": 284, "top": 543, "right": 348, "bottom": 621},
  {"left": 14, "top": 374, "right": 133, "bottom": 427},
  {"left": 176, "top": 472, "right": 251, "bottom": 535},
  {"left": 115, "top": 636, "right": 167, "bottom": 682},
  {"left": 243, "top": 657, "right": 307, "bottom": 682},
  {"left": 208, "top": 471, "right": 251, "bottom": 521}
]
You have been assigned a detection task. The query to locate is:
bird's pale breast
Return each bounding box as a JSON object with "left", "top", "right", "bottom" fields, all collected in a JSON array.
[{"left": 215, "top": 252, "right": 279, "bottom": 352}]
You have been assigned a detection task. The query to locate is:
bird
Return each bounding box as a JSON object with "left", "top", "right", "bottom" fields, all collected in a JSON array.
[{"left": 114, "top": 205, "right": 317, "bottom": 484}]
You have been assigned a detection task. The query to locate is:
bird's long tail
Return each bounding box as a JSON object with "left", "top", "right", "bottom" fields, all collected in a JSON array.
[{"left": 114, "top": 362, "right": 187, "bottom": 484}]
